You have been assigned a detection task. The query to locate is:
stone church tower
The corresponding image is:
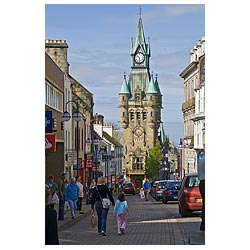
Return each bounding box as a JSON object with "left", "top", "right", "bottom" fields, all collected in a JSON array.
[{"left": 119, "top": 16, "right": 162, "bottom": 188}]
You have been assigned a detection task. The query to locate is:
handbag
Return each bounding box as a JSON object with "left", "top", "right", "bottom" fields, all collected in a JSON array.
[
  {"left": 90, "top": 209, "right": 97, "bottom": 228},
  {"left": 51, "top": 193, "right": 59, "bottom": 204},
  {"left": 96, "top": 186, "right": 111, "bottom": 209},
  {"left": 102, "top": 198, "right": 111, "bottom": 208}
]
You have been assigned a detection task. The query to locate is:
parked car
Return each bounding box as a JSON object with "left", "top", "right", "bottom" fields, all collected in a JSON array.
[
  {"left": 152, "top": 180, "right": 168, "bottom": 201},
  {"left": 122, "top": 183, "right": 135, "bottom": 195},
  {"left": 162, "top": 180, "right": 181, "bottom": 204},
  {"left": 150, "top": 181, "right": 157, "bottom": 196},
  {"left": 178, "top": 173, "right": 202, "bottom": 217}
]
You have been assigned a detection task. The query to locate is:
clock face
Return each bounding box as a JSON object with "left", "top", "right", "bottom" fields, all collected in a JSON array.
[
  {"left": 134, "top": 52, "right": 145, "bottom": 64},
  {"left": 134, "top": 127, "right": 144, "bottom": 137}
]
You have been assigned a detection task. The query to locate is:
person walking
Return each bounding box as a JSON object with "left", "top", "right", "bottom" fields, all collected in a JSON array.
[
  {"left": 47, "top": 175, "right": 58, "bottom": 209},
  {"left": 143, "top": 178, "right": 151, "bottom": 201},
  {"left": 58, "top": 173, "right": 68, "bottom": 220},
  {"left": 65, "top": 177, "right": 80, "bottom": 219},
  {"left": 197, "top": 146, "right": 205, "bottom": 231},
  {"left": 113, "top": 192, "right": 129, "bottom": 235},
  {"left": 45, "top": 184, "right": 59, "bottom": 245},
  {"left": 88, "top": 179, "right": 96, "bottom": 205},
  {"left": 76, "top": 176, "right": 84, "bottom": 214},
  {"left": 91, "top": 176, "right": 115, "bottom": 236}
]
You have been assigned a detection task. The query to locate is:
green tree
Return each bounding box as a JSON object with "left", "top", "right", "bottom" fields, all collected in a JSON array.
[{"left": 145, "top": 140, "right": 162, "bottom": 181}]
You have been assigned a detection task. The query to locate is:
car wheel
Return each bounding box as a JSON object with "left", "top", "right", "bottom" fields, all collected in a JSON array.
[
  {"left": 180, "top": 206, "right": 188, "bottom": 217},
  {"left": 155, "top": 197, "right": 159, "bottom": 201}
]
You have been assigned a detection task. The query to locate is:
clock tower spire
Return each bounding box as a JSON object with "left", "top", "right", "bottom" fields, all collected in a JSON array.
[{"left": 119, "top": 10, "right": 163, "bottom": 186}]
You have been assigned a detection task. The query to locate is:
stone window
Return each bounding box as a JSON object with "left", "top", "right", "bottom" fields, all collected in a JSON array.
[
  {"left": 132, "top": 157, "right": 144, "bottom": 170},
  {"left": 130, "top": 112, "right": 134, "bottom": 120}
]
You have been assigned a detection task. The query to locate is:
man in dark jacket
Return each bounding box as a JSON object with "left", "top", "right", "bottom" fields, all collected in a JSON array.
[{"left": 45, "top": 185, "right": 59, "bottom": 245}]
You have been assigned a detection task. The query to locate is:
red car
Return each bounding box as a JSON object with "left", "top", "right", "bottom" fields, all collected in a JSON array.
[
  {"left": 122, "top": 183, "right": 135, "bottom": 195},
  {"left": 178, "top": 173, "right": 202, "bottom": 217}
]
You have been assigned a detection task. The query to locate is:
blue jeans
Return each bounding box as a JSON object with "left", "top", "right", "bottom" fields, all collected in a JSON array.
[
  {"left": 95, "top": 201, "right": 109, "bottom": 233},
  {"left": 67, "top": 200, "right": 77, "bottom": 217}
]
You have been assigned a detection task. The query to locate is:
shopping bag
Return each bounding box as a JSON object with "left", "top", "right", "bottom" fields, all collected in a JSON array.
[
  {"left": 91, "top": 209, "right": 97, "bottom": 228},
  {"left": 140, "top": 189, "right": 145, "bottom": 199},
  {"left": 51, "top": 193, "right": 59, "bottom": 204}
]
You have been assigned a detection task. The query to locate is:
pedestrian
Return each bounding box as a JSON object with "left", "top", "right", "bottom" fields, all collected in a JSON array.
[
  {"left": 113, "top": 192, "right": 129, "bottom": 235},
  {"left": 91, "top": 176, "right": 115, "bottom": 236},
  {"left": 143, "top": 178, "right": 151, "bottom": 201},
  {"left": 45, "top": 184, "right": 59, "bottom": 245},
  {"left": 47, "top": 175, "right": 58, "bottom": 209},
  {"left": 58, "top": 172, "right": 68, "bottom": 220},
  {"left": 75, "top": 176, "right": 84, "bottom": 214},
  {"left": 197, "top": 145, "right": 205, "bottom": 231},
  {"left": 88, "top": 179, "right": 96, "bottom": 205},
  {"left": 118, "top": 183, "right": 123, "bottom": 193},
  {"left": 65, "top": 177, "right": 80, "bottom": 219}
]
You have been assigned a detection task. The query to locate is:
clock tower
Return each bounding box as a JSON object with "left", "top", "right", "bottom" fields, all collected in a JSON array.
[{"left": 119, "top": 15, "right": 162, "bottom": 188}]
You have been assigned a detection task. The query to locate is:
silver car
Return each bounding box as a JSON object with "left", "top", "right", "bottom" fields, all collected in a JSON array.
[{"left": 152, "top": 180, "right": 168, "bottom": 201}]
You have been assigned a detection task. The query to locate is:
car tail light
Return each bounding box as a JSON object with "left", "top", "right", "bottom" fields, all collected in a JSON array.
[
  {"left": 165, "top": 191, "right": 172, "bottom": 195},
  {"left": 183, "top": 187, "right": 201, "bottom": 198}
]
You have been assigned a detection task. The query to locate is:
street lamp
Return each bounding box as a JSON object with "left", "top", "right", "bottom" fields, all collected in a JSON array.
[
  {"left": 62, "top": 100, "right": 86, "bottom": 177},
  {"left": 179, "top": 138, "right": 183, "bottom": 180}
]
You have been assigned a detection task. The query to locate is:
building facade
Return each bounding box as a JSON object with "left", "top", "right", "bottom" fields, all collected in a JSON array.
[
  {"left": 119, "top": 16, "right": 162, "bottom": 188},
  {"left": 193, "top": 38, "right": 205, "bottom": 151},
  {"left": 45, "top": 39, "right": 94, "bottom": 187},
  {"left": 179, "top": 37, "right": 205, "bottom": 175},
  {"left": 45, "top": 52, "right": 65, "bottom": 183},
  {"left": 94, "top": 114, "right": 123, "bottom": 189}
]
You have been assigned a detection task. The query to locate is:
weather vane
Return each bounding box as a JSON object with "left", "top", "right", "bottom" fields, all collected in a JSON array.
[{"left": 137, "top": 5, "right": 143, "bottom": 18}]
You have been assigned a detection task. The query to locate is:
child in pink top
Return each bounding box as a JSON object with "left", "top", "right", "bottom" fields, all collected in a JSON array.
[{"left": 113, "top": 192, "right": 129, "bottom": 235}]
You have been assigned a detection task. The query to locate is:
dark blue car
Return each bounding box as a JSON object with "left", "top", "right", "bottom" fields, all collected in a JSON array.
[{"left": 162, "top": 180, "right": 181, "bottom": 204}]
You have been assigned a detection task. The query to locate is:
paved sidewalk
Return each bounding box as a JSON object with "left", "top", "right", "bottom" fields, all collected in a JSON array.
[
  {"left": 189, "top": 231, "right": 205, "bottom": 245},
  {"left": 58, "top": 194, "right": 205, "bottom": 245},
  {"left": 55, "top": 199, "right": 92, "bottom": 230}
]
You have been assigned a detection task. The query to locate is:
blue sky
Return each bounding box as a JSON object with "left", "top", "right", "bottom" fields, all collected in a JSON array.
[{"left": 45, "top": 4, "right": 205, "bottom": 145}]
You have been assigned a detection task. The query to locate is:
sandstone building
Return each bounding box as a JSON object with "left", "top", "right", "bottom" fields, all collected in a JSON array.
[{"left": 119, "top": 16, "right": 163, "bottom": 188}]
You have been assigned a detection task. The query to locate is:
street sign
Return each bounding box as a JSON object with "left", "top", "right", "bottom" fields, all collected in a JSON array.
[
  {"left": 45, "top": 111, "right": 53, "bottom": 133},
  {"left": 67, "top": 151, "right": 77, "bottom": 165},
  {"left": 99, "top": 146, "right": 107, "bottom": 154}
]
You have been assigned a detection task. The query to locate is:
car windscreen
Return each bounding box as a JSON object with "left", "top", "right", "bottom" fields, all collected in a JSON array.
[
  {"left": 185, "top": 176, "right": 200, "bottom": 188},
  {"left": 167, "top": 182, "right": 181, "bottom": 190},
  {"left": 157, "top": 181, "right": 167, "bottom": 188}
]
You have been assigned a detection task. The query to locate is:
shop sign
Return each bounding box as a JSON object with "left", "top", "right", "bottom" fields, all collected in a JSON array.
[
  {"left": 45, "top": 111, "right": 53, "bottom": 133},
  {"left": 86, "top": 158, "right": 93, "bottom": 168},
  {"left": 45, "top": 133, "right": 56, "bottom": 151}
]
